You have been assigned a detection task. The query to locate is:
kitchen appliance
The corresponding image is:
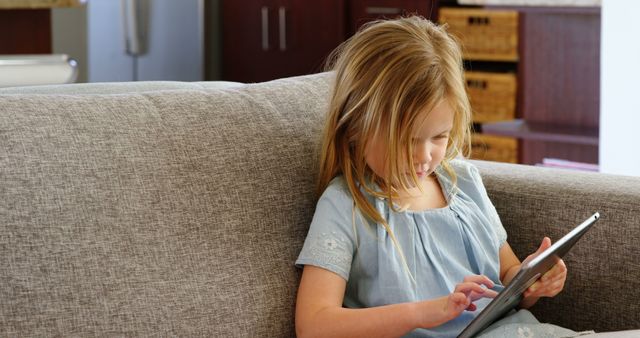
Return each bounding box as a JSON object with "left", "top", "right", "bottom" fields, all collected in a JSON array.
[{"left": 88, "top": 0, "right": 204, "bottom": 82}]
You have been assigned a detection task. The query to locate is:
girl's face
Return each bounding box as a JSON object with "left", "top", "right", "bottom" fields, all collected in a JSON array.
[{"left": 365, "top": 100, "right": 454, "bottom": 183}]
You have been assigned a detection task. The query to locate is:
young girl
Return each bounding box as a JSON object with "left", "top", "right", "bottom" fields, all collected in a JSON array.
[{"left": 295, "top": 16, "right": 582, "bottom": 337}]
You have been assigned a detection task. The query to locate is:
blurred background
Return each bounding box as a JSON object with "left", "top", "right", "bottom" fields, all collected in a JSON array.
[{"left": 0, "top": 0, "right": 637, "bottom": 175}]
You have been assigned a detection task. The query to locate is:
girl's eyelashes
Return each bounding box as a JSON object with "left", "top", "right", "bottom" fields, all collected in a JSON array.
[
  {"left": 434, "top": 133, "right": 449, "bottom": 139},
  {"left": 411, "top": 134, "right": 449, "bottom": 142}
]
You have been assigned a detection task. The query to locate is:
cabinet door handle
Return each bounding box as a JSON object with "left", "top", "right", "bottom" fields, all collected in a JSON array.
[
  {"left": 279, "top": 6, "right": 287, "bottom": 51},
  {"left": 261, "top": 6, "right": 269, "bottom": 51},
  {"left": 365, "top": 6, "right": 402, "bottom": 15}
]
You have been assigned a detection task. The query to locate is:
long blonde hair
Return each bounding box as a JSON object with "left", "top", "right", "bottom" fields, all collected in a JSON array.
[{"left": 317, "top": 16, "right": 472, "bottom": 271}]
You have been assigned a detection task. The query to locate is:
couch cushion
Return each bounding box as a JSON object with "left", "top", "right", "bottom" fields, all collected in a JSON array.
[
  {"left": 473, "top": 160, "right": 640, "bottom": 333},
  {"left": 0, "top": 72, "right": 332, "bottom": 336}
]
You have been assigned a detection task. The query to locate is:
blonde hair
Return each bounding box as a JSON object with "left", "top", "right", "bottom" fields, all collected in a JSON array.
[{"left": 317, "top": 16, "right": 472, "bottom": 275}]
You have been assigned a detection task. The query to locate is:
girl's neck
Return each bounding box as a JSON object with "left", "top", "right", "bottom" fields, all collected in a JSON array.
[{"left": 395, "top": 174, "right": 448, "bottom": 211}]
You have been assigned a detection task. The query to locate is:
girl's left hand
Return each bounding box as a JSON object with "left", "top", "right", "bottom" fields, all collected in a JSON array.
[{"left": 522, "top": 237, "right": 568, "bottom": 299}]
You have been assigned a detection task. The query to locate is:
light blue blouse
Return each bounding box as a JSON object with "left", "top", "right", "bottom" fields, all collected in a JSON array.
[{"left": 296, "top": 159, "right": 509, "bottom": 337}]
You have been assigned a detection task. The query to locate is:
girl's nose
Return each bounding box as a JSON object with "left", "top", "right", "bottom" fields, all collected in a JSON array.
[{"left": 413, "top": 141, "right": 432, "bottom": 165}]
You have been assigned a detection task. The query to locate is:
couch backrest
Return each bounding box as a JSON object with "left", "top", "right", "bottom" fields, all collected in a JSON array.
[
  {"left": 5, "top": 72, "right": 639, "bottom": 336},
  {"left": 474, "top": 160, "right": 640, "bottom": 333},
  {"left": 0, "top": 73, "right": 333, "bottom": 336}
]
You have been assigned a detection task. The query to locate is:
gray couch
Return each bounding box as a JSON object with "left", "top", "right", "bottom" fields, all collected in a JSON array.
[{"left": 1, "top": 73, "right": 638, "bottom": 336}]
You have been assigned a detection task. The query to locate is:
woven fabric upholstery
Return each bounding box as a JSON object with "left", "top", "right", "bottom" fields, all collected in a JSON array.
[
  {"left": 1, "top": 73, "right": 331, "bottom": 336},
  {"left": 0, "top": 80, "right": 244, "bottom": 95},
  {"left": 473, "top": 160, "right": 640, "bottom": 333},
  {"left": 1, "top": 71, "right": 638, "bottom": 336}
]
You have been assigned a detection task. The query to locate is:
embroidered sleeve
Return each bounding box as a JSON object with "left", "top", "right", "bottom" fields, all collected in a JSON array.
[{"left": 295, "top": 182, "right": 356, "bottom": 281}]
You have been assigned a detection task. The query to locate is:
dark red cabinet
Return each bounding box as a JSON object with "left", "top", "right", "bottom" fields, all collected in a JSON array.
[
  {"left": 221, "top": 0, "right": 346, "bottom": 83},
  {"left": 0, "top": 9, "right": 51, "bottom": 54},
  {"left": 221, "top": 1, "right": 600, "bottom": 167},
  {"left": 349, "top": 0, "right": 438, "bottom": 34}
]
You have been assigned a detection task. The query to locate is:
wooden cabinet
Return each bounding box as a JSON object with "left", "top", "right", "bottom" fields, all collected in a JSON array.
[
  {"left": 0, "top": 0, "right": 85, "bottom": 55},
  {"left": 349, "top": 0, "right": 438, "bottom": 34},
  {"left": 517, "top": 7, "right": 600, "bottom": 165},
  {"left": 482, "top": 6, "right": 601, "bottom": 165},
  {"left": 439, "top": 5, "right": 600, "bottom": 166},
  {"left": 221, "top": 0, "right": 346, "bottom": 83},
  {"left": 0, "top": 9, "right": 51, "bottom": 54},
  {"left": 221, "top": 2, "right": 600, "bottom": 167}
]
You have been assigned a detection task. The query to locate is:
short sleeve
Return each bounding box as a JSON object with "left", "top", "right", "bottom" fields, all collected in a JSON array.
[
  {"left": 454, "top": 160, "right": 508, "bottom": 246},
  {"left": 295, "top": 178, "right": 356, "bottom": 281}
]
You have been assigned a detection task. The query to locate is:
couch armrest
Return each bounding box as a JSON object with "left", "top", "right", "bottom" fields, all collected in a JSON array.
[{"left": 472, "top": 160, "right": 640, "bottom": 333}]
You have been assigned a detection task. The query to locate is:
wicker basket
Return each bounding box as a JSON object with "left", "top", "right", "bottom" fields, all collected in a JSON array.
[
  {"left": 466, "top": 71, "right": 517, "bottom": 123},
  {"left": 439, "top": 8, "right": 519, "bottom": 61},
  {"left": 470, "top": 134, "right": 518, "bottom": 163}
]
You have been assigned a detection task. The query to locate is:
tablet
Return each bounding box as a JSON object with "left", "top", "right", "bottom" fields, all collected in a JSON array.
[{"left": 458, "top": 212, "right": 600, "bottom": 338}]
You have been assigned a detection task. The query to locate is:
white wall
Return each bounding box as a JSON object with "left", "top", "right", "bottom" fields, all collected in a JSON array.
[{"left": 600, "top": 0, "right": 640, "bottom": 176}]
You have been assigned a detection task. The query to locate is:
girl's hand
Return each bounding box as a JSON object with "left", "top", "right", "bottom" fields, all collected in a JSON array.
[
  {"left": 522, "top": 237, "right": 568, "bottom": 299},
  {"left": 443, "top": 275, "right": 498, "bottom": 320}
]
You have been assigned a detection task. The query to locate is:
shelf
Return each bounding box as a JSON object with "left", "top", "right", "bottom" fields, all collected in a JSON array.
[
  {"left": 481, "top": 119, "right": 599, "bottom": 146},
  {"left": 484, "top": 5, "right": 600, "bottom": 15}
]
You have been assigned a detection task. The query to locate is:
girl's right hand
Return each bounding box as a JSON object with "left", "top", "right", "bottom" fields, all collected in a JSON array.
[{"left": 443, "top": 275, "right": 498, "bottom": 321}]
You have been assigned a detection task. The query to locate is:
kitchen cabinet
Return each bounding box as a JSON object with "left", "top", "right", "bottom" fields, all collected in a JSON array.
[
  {"left": 0, "top": 0, "right": 85, "bottom": 54},
  {"left": 221, "top": 0, "right": 346, "bottom": 83},
  {"left": 221, "top": 1, "right": 601, "bottom": 167},
  {"left": 439, "top": 5, "right": 600, "bottom": 165},
  {"left": 349, "top": 0, "right": 439, "bottom": 34},
  {"left": 480, "top": 6, "right": 601, "bottom": 165}
]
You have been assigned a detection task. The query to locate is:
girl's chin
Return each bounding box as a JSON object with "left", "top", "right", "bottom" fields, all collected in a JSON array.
[
  {"left": 405, "top": 171, "right": 432, "bottom": 179},
  {"left": 387, "top": 171, "right": 433, "bottom": 188},
  {"left": 398, "top": 173, "right": 431, "bottom": 188}
]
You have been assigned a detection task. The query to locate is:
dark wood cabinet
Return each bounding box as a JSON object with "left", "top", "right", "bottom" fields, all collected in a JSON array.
[
  {"left": 221, "top": 0, "right": 346, "bottom": 83},
  {"left": 221, "top": 1, "right": 601, "bottom": 167},
  {"left": 0, "top": 1, "right": 85, "bottom": 55},
  {"left": 518, "top": 7, "right": 600, "bottom": 165},
  {"left": 0, "top": 9, "right": 51, "bottom": 54},
  {"left": 349, "top": 0, "right": 439, "bottom": 34},
  {"left": 481, "top": 6, "right": 601, "bottom": 165},
  {"left": 437, "top": 5, "right": 600, "bottom": 166}
]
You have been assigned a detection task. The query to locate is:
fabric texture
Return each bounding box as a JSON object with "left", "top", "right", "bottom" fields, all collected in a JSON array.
[
  {"left": 472, "top": 160, "right": 640, "bottom": 333},
  {"left": 1, "top": 71, "right": 638, "bottom": 336},
  {"left": 1, "top": 73, "right": 332, "bottom": 336},
  {"left": 477, "top": 309, "right": 587, "bottom": 338},
  {"left": 0, "top": 80, "right": 244, "bottom": 95},
  {"left": 296, "top": 159, "right": 509, "bottom": 337}
]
